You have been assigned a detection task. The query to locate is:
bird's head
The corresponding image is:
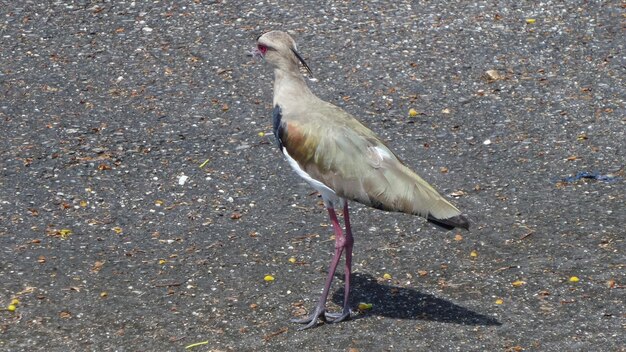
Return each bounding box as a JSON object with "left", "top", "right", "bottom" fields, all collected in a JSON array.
[{"left": 251, "top": 30, "right": 312, "bottom": 76}]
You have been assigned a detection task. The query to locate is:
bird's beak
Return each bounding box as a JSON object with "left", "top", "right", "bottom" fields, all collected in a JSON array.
[
  {"left": 291, "top": 48, "right": 313, "bottom": 76},
  {"left": 247, "top": 47, "right": 263, "bottom": 59}
]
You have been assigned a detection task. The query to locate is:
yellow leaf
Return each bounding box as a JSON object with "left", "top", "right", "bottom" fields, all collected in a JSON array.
[
  {"left": 569, "top": 276, "right": 580, "bottom": 283},
  {"left": 112, "top": 227, "right": 123, "bottom": 234},
  {"left": 264, "top": 275, "right": 275, "bottom": 282},
  {"left": 383, "top": 273, "right": 392, "bottom": 280},
  {"left": 512, "top": 280, "right": 526, "bottom": 287},
  {"left": 526, "top": 18, "right": 536, "bottom": 24},
  {"left": 59, "top": 229, "right": 72, "bottom": 239},
  {"left": 288, "top": 257, "right": 296, "bottom": 263},
  {"left": 10, "top": 299, "right": 19, "bottom": 306},
  {"left": 258, "top": 131, "right": 265, "bottom": 137},
  {"left": 408, "top": 108, "right": 419, "bottom": 117},
  {"left": 470, "top": 250, "right": 478, "bottom": 258},
  {"left": 7, "top": 304, "right": 16, "bottom": 312},
  {"left": 495, "top": 298, "right": 504, "bottom": 305},
  {"left": 358, "top": 302, "right": 373, "bottom": 310},
  {"left": 158, "top": 259, "right": 167, "bottom": 265}
]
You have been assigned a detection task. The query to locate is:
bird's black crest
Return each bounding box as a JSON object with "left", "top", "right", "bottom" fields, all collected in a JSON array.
[
  {"left": 272, "top": 105, "right": 285, "bottom": 150},
  {"left": 290, "top": 48, "right": 313, "bottom": 76}
]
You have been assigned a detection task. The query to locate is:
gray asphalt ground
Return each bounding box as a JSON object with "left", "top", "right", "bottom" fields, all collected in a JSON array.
[{"left": 1, "top": 1, "right": 625, "bottom": 351}]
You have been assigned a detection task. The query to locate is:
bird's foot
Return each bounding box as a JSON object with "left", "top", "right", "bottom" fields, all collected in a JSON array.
[
  {"left": 325, "top": 308, "right": 352, "bottom": 324},
  {"left": 291, "top": 305, "right": 327, "bottom": 330},
  {"left": 291, "top": 307, "right": 352, "bottom": 330}
]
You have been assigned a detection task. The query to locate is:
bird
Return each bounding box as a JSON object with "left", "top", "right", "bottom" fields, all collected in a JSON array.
[{"left": 251, "top": 30, "right": 469, "bottom": 330}]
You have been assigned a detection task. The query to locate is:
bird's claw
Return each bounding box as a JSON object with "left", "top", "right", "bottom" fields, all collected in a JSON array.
[
  {"left": 291, "top": 307, "right": 352, "bottom": 330},
  {"left": 325, "top": 309, "right": 352, "bottom": 324},
  {"left": 291, "top": 306, "right": 326, "bottom": 330}
]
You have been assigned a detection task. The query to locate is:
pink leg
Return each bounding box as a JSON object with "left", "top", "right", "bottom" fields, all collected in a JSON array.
[
  {"left": 291, "top": 204, "right": 352, "bottom": 329},
  {"left": 330, "top": 201, "right": 354, "bottom": 322}
]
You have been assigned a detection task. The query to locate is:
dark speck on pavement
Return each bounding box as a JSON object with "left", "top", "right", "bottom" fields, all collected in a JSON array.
[{"left": 1, "top": 1, "right": 624, "bottom": 351}]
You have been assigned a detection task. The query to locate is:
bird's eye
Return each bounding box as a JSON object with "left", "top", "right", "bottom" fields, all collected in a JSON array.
[{"left": 257, "top": 44, "right": 268, "bottom": 54}]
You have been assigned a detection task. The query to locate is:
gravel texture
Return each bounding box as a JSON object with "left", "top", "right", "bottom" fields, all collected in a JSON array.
[{"left": 0, "top": 1, "right": 624, "bottom": 351}]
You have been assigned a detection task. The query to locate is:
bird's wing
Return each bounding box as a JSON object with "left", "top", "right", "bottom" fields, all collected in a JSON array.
[{"left": 277, "top": 102, "right": 464, "bottom": 223}]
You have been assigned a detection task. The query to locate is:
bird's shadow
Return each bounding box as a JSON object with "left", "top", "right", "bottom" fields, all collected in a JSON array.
[{"left": 330, "top": 272, "right": 501, "bottom": 326}]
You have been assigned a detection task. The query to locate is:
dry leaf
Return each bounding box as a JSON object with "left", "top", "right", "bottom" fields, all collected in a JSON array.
[
  {"left": 484, "top": 69, "right": 504, "bottom": 81},
  {"left": 450, "top": 190, "right": 467, "bottom": 197},
  {"left": 92, "top": 260, "right": 104, "bottom": 273},
  {"left": 262, "top": 327, "right": 288, "bottom": 342},
  {"left": 59, "top": 311, "right": 72, "bottom": 319}
]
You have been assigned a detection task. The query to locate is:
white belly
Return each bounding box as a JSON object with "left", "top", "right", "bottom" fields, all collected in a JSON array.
[{"left": 282, "top": 147, "right": 342, "bottom": 208}]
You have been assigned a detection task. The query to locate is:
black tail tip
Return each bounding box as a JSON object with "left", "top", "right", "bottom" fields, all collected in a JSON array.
[{"left": 427, "top": 214, "right": 470, "bottom": 231}]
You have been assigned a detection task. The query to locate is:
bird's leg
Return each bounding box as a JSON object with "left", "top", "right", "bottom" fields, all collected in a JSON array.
[
  {"left": 291, "top": 206, "right": 346, "bottom": 330},
  {"left": 326, "top": 201, "right": 353, "bottom": 323}
]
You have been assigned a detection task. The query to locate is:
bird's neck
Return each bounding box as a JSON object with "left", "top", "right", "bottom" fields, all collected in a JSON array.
[{"left": 273, "top": 68, "right": 315, "bottom": 108}]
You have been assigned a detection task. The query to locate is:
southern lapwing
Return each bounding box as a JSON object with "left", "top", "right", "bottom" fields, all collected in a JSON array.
[{"left": 252, "top": 30, "right": 470, "bottom": 330}]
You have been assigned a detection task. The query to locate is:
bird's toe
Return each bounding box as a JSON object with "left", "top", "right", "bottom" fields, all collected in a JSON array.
[
  {"left": 325, "top": 309, "right": 351, "bottom": 323},
  {"left": 291, "top": 306, "right": 326, "bottom": 330}
]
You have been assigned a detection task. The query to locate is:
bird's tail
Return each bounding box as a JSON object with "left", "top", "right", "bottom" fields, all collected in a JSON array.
[{"left": 427, "top": 214, "right": 470, "bottom": 231}]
